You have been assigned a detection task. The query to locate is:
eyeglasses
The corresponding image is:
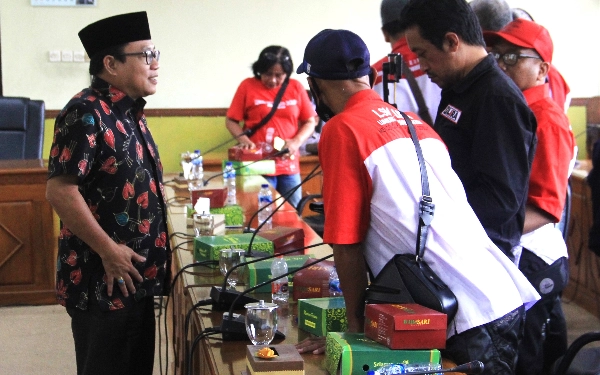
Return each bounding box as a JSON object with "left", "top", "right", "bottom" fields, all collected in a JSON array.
[
  {"left": 116, "top": 50, "right": 160, "bottom": 65},
  {"left": 262, "top": 52, "right": 290, "bottom": 62},
  {"left": 491, "top": 52, "right": 540, "bottom": 66}
]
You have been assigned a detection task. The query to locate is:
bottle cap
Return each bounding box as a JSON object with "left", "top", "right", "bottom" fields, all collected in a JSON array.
[{"left": 261, "top": 184, "right": 269, "bottom": 188}]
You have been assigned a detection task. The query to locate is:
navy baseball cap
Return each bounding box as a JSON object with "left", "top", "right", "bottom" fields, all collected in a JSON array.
[{"left": 296, "top": 29, "right": 371, "bottom": 80}]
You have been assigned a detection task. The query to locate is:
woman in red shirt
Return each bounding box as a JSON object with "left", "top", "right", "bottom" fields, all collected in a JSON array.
[{"left": 226, "top": 46, "right": 317, "bottom": 208}]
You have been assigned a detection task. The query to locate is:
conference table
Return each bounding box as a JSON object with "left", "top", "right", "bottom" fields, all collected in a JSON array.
[{"left": 166, "top": 172, "right": 333, "bottom": 375}]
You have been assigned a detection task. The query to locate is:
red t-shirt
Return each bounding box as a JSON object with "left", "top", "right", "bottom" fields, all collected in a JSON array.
[
  {"left": 524, "top": 83, "right": 576, "bottom": 221},
  {"left": 227, "top": 78, "right": 316, "bottom": 175}
]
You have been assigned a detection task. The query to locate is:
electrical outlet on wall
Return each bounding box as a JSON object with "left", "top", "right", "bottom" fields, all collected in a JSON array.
[
  {"left": 49, "top": 50, "right": 61, "bottom": 62},
  {"left": 73, "top": 51, "right": 85, "bottom": 62},
  {"left": 61, "top": 50, "right": 73, "bottom": 62}
]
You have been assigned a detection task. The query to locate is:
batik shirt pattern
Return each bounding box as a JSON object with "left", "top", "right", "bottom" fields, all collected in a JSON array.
[{"left": 48, "top": 77, "right": 171, "bottom": 312}]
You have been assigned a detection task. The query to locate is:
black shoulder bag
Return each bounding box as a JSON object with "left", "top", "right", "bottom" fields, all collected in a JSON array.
[{"left": 364, "top": 112, "right": 458, "bottom": 322}]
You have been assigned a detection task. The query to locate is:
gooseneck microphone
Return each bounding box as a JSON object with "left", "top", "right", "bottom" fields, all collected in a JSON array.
[
  {"left": 243, "top": 163, "right": 321, "bottom": 238},
  {"left": 211, "top": 242, "right": 325, "bottom": 311},
  {"left": 219, "top": 252, "right": 334, "bottom": 341},
  {"left": 201, "top": 147, "right": 292, "bottom": 187},
  {"left": 200, "top": 128, "right": 255, "bottom": 158}
]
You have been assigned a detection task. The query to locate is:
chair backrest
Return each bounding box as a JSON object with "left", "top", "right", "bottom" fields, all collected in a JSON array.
[
  {"left": 0, "top": 96, "right": 45, "bottom": 160},
  {"left": 551, "top": 331, "right": 600, "bottom": 374}
]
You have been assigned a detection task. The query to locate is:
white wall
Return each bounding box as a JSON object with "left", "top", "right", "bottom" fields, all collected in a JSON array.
[{"left": 1, "top": 0, "right": 598, "bottom": 109}]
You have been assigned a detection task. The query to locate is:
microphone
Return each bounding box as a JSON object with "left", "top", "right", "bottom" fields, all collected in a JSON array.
[
  {"left": 218, "top": 252, "right": 334, "bottom": 341},
  {"left": 242, "top": 165, "right": 322, "bottom": 260},
  {"left": 201, "top": 148, "right": 291, "bottom": 187},
  {"left": 244, "top": 163, "right": 321, "bottom": 234},
  {"left": 211, "top": 242, "right": 325, "bottom": 311},
  {"left": 200, "top": 128, "right": 255, "bottom": 158},
  {"left": 385, "top": 360, "right": 484, "bottom": 375}
]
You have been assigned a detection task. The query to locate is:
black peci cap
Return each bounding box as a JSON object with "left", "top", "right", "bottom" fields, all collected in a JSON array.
[{"left": 78, "top": 11, "right": 151, "bottom": 58}]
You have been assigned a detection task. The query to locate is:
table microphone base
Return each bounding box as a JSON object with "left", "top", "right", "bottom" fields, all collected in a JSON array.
[{"left": 210, "top": 286, "right": 260, "bottom": 311}]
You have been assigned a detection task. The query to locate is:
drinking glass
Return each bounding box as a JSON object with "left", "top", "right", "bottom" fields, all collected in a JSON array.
[
  {"left": 245, "top": 300, "right": 278, "bottom": 346},
  {"left": 219, "top": 248, "right": 245, "bottom": 289}
]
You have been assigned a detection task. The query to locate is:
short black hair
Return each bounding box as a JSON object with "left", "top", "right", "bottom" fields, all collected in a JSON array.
[
  {"left": 88, "top": 44, "right": 127, "bottom": 76},
  {"left": 252, "top": 46, "right": 293, "bottom": 79},
  {"left": 399, "top": 0, "right": 485, "bottom": 50},
  {"left": 382, "top": 20, "right": 404, "bottom": 36},
  {"left": 470, "top": 0, "right": 512, "bottom": 31}
]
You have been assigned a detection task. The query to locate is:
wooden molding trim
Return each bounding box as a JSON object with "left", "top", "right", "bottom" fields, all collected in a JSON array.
[
  {"left": 45, "top": 107, "right": 228, "bottom": 119},
  {"left": 571, "top": 97, "right": 589, "bottom": 107},
  {"left": 45, "top": 98, "right": 596, "bottom": 120}
]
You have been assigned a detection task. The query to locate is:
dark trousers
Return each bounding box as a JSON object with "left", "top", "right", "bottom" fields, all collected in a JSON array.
[
  {"left": 67, "top": 296, "right": 156, "bottom": 375},
  {"left": 443, "top": 306, "right": 525, "bottom": 375},
  {"left": 516, "top": 250, "right": 568, "bottom": 375}
]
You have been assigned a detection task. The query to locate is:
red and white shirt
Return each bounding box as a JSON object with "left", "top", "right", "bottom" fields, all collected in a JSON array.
[{"left": 319, "top": 89, "right": 539, "bottom": 337}]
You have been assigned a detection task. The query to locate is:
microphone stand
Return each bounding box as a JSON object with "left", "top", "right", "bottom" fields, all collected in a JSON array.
[
  {"left": 201, "top": 148, "right": 292, "bottom": 187},
  {"left": 244, "top": 163, "right": 321, "bottom": 234},
  {"left": 200, "top": 128, "right": 254, "bottom": 158},
  {"left": 211, "top": 242, "right": 325, "bottom": 311},
  {"left": 219, "top": 253, "right": 334, "bottom": 341},
  {"left": 382, "top": 53, "right": 403, "bottom": 108},
  {"left": 238, "top": 163, "right": 321, "bottom": 261}
]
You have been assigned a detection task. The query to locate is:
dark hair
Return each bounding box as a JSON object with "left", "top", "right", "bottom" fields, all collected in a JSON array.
[
  {"left": 88, "top": 44, "right": 127, "bottom": 76},
  {"left": 251, "top": 46, "right": 293, "bottom": 79},
  {"left": 382, "top": 20, "right": 404, "bottom": 36},
  {"left": 470, "top": 0, "right": 512, "bottom": 31},
  {"left": 399, "top": 0, "right": 485, "bottom": 50}
]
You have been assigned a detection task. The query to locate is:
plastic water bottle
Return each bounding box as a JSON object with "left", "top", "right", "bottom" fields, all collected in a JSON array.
[
  {"left": 223, "top": 161, "right": 236, "bottom": 204},
  {"left": 190, "top": 149, "right": 203, "bottom": 181},
  {"left": 367, "top": 362, "right": 442, "bottom": 374},
  {"left": 257, "top": 184, "right": 273, "bottom": 227},
  {"left": 270, "top": 256, "right": 289, "bottom": 303},
  {"left": 328, "top": 266, "right": 343, "bottom": 296}
]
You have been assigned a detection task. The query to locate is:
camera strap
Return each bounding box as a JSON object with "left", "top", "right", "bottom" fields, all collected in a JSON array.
[{"left": 243, "top": 76, "right": 290, "bottom": 137}]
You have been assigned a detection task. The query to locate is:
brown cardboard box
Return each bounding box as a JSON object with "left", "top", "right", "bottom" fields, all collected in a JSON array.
[
  {"left": 246, "top": 344, "right": 304, "bottom": 375},
  {"left": 257, "top": 226, "right": 305, "bottom": 255},
  {"left": 190, "top": 186, "right": 227, "bottom": 208},
  {"left": 228, "top": 146, "right": 264, "bottom": 161},
  {"left": 364, "top": 303, "right": 447, "bottom": 349},
  {"left": 292, "top": 259, "right": 335, "bottom": 300}
]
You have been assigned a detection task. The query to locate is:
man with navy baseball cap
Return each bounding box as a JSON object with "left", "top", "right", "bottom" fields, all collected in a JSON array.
[{"left": 295, "top": 29, "right": 539, "bottom": 375}]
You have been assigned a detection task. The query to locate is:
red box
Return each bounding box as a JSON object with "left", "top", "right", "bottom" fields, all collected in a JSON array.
[
  {"left": 190, "top": 186, "right": 227, "bottom": 208},
  {"left": 364, "top": 304, "right": 447, "bottom": 349},
  {"left": 228, "top": 146, "right": 264, "bottom": 161},
  {"left": 292, "top": 259, "right": 335, "bottom": 300},
  {"left": 257, "top": 226, "right": 305, "bottom": 255}
]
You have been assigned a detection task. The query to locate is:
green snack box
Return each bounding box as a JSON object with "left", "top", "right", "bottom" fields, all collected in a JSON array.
[
  {"left": 194, "top": 233, "right": 274, "bottom": 264},
  {"left": 325, "top": 332, "right": 441, "bottom": 375},
  {"left": 209, "top": 205, "right": 244, "bottom": 226},
  {"left": 222, "top": 160, "right": 276, "bottom": 175},
  {"left": 244, "top": 254, "right": 315, "bottom": 293},
  {"left": 298, "top": 297, "right": 347, "bottom": 337}
]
